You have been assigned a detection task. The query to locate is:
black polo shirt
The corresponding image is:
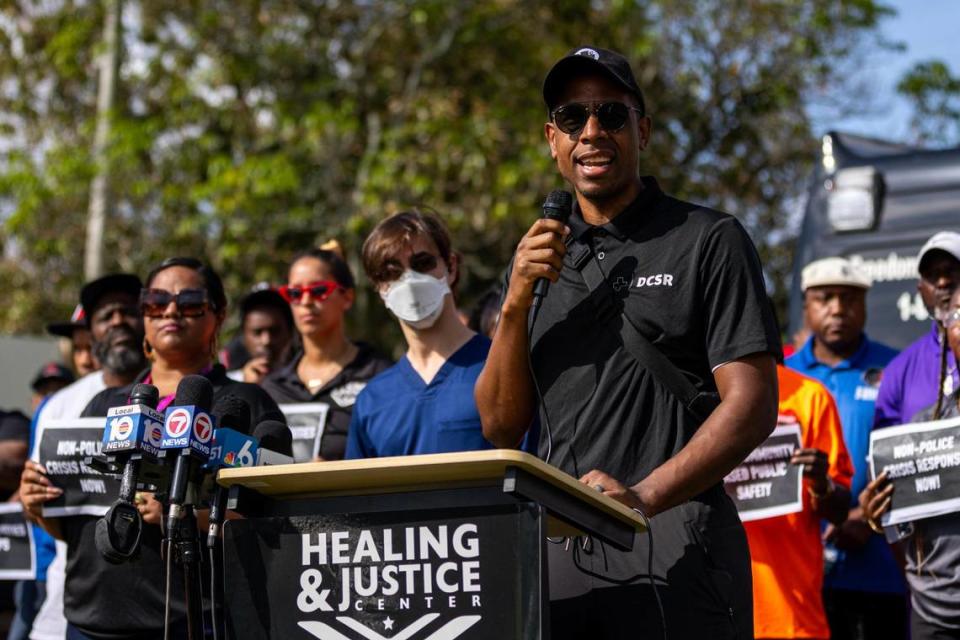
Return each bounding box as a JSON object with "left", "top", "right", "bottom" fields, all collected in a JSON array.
[
  {"left": 260, "top": 342, "right": 392, "bottom": 460},
  {"left": 522, "top": 177, "right": 781, "bottom": 485}
]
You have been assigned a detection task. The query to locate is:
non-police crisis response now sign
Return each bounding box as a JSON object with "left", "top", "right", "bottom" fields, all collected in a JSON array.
[{"left": 869, "top": 416, "right": 960, "bottom": 526}]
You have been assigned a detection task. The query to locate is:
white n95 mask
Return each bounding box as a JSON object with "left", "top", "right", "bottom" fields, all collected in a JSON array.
[{"left": 381, "top": 270, "right": 450, "bottom": 329}]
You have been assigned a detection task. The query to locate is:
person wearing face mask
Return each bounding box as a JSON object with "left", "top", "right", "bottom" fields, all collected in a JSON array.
[
  {"left": 874, "top": 232, "right": 960, "bottom": 430},
  {"left": 344, "top": 211, "right": 503, "bottom": 458},
  {"left": 261, "top": 247, "right": 392, "bottom": 460}
]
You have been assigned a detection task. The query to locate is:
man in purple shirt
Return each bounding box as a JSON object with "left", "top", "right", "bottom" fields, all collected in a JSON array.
[{"left": 874, "top": 231, "right": 960, "bottom": 428}]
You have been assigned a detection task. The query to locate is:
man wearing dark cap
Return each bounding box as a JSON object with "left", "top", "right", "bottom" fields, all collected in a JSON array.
[
  {"left": 17, "top": 273, "right": 144, "bottom": 640},
  {"left": 226, "top": 286, "right": 294, "bottom": 384},
  {"left": 29, "top": 363, "right": 74, "bottom": 411},
  {"left": 47, "top": 305, "right": 96, "bottom": 378},
  {"left": 477, "top": 47, "right": 781, "bottom": 638}
]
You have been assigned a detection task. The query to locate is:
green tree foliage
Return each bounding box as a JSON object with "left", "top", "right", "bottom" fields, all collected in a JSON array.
[
  {"left": 0, "top": 0, "right": 893, "bottom": 348},
  {"left": 898, "top": 59, "right": 960, "bottom": 146}
]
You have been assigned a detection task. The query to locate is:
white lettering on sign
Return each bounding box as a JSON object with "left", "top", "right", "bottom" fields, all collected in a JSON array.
[
  {"left": 79, "top": 478, "right": 107, "bottom": 494},
  {"left": 737, "top": 483, "right": 772, "bottom": 500},
  {"left": 915, "top": 475, "right": 942, "bottom": 493},
  {"left": 298, "top": 524, "right": 483, "bottom": 617}
]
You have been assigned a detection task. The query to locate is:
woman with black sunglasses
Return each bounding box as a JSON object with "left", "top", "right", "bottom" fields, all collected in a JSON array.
[
  {"left": 59, "top": 257, "right": 287, "bottom": 640},
  {"left": 261, "top": 246, "right": 392, "bottom": 461}
]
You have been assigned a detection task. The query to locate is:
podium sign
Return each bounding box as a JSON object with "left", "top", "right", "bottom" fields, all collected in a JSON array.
[
  {"left": 225, "top": 505, "right": 541, "bottom": 639},
  {"left": 218, "top": 450, "right": 646, "bottom": 640}
]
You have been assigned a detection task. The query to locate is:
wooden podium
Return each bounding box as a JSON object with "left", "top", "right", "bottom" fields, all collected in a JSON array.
[{"left": 218, "top": 450, "right": 646, "bottom": 639}]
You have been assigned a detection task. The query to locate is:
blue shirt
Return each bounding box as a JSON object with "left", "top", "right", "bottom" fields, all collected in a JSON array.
[
  {"left": 787, "top": 334, "right": 904, "bottom": 594},
  {"left": 345, "top": 335, "right": 494, "bottom": 458},
  {"left": 28, "top": 397, "right": 56, "bottom": 582}
]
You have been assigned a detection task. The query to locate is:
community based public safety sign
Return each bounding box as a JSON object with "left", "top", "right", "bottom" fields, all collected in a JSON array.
[
  {"left": 868, "top": 416, "right": 960, "bottom": 526},
  {"left": 36, "top": 417, "right": 119, "bottom": 517},
  {"left": 0, "top": 504, "right": 35, "bottom": 580},
  {"left": 724, "top": 424, "right": 803, "bottom": 522},
  {"left": 279, "top": 403, "right": 330, "bottom": 463},
  {"left": 223, "top": 505, "right": 541, "bottom": 639}
]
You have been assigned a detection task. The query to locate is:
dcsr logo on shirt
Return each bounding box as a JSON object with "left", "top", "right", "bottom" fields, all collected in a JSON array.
[{"left": 634, "top": 274, "right": 674, "bottom": 288}]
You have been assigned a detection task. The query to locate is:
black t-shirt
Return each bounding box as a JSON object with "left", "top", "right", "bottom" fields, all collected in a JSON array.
[
  {"left": 61, "top": 365, "right": 287, "bottom": 639},
  {"left": 260, "top": 342, "right": 392, "bottom": 460},
  {"left": 520, "top": 177, "right": 782, "bottom": 485}
]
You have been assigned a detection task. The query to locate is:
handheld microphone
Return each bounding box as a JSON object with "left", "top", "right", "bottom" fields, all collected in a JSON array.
[
  {"left": 531, "top": 190, "right": 573, "bottom": 310},
  {"left": 253, "top": 420, "right": 294, "bottom": 466},
  {"left": 206, "top": 396, "right": 255, "bottom": 548},
  {"left": 160, "top": 375, "right": 215, "bottom": 532},
  {"left": 96, "top": 383, "right": 162, "bottom": 563}
]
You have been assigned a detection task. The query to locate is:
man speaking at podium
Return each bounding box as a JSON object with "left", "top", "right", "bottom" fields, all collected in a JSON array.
[{"left": 476, "top": 46, "right": 781, "bottom": 639}]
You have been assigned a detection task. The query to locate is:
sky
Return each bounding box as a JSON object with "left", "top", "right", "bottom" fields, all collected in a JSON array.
[{"left": 813, "top": 0, "right": 960, "bottom": 143}]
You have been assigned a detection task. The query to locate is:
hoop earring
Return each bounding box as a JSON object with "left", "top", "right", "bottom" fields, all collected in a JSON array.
[{"left": 142, "top": 338, "right": 154, "bottom": 362}]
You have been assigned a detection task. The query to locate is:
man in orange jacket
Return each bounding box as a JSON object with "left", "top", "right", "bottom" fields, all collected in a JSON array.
[{"left": 744, "top": 365, "right": 854, "bottom": 639}]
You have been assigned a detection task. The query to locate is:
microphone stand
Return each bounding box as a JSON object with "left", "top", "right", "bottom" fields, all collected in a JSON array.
[{"left": 162, "top": 498, "right": 206, "bottom": 640}]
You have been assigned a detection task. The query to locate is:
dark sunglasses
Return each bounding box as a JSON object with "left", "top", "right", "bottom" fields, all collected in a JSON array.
[
  {"left": 139, "top": 288, "right": 210, "bottom": 318},
  {"left": 278, "top": 281, "right": 341, "bottom": 304},
  {"left": 374, "top": 252, "right": 440, "bottom": 285},
  {"left": 551, "top": 101, "right": 644, "bottom": 135}
]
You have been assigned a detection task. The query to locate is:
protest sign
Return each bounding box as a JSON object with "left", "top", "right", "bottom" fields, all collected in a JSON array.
[
  {"left": 37, "top": 417, "right": 118, "bottom": 517},
  {"left": 279, "top": 403, "right": 331, "bottom": 463},
  {"left": 724, "top": 425, "right": 803, "bottom": 522},
  {"left": 869, "top": 416, "right": 960, "bottom": 526},
  {"left": 0, "top": 504, "right": 34, "bottom": 580}
]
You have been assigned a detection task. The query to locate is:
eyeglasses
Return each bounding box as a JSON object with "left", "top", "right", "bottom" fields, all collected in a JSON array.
[
  {"left": 550, "top": 101, "right": 644, "bottom": 136},
  {"left": 946, "top": 309, "right": 960, "bottom": 329},
  {"left": 278, "top": 281, "right": 341, "bottom": 304},
  {"left": 374, "top": 252, "right": 440, "bottom": 285},
  {"left": 139, "top": 288, "right": 210, "bottom": 318}
]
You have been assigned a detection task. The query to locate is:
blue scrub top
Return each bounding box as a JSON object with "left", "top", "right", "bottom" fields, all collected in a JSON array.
[
  {"left": 787, "top": 334, "right": 905, "bottom": 594},
  {"left": 345, "top": 334, "right": 497, "bottom": 458}
]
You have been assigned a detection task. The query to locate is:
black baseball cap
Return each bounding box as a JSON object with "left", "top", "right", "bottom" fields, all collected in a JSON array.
[
  {"left": 79, "top": 273, "right": 143, "bottom": 323},
  {"left": 30, "top": 362, "right": 75, "bottom": 392},
  {"left": 46, "top": 304, "right": 87, "bottom": 338},
  {"left": 542, "top": 46, "right": 645, "bottom": 113}
]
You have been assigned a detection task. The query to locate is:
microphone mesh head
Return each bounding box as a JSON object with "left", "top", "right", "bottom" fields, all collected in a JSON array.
[
  {"left": 129, "top": 383, "right": 160, "bottom": 409},
  {"left": 173, "top": 375, "right": 214, "bottom": 411},
  {"left": 212, "top": 395, "right": 251, "bottom": 435},
  {"left": 253, "top": 420, "right": 292, "bottom": 455},
  {"left": 543, "top": 189, "right": 573, "bottom": 223}
]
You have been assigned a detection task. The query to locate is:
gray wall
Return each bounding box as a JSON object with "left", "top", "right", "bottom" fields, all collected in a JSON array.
[{"left": 0, "top": 334, "right": 63, "bottom": 414}]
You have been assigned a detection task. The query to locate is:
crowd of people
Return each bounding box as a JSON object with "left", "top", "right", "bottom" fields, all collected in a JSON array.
[{"left": 0, "top": 45, "right": 957, "bottom": 640}]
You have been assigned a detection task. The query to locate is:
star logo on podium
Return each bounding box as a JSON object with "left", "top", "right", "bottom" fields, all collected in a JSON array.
[{"left": 299, "top": 614, "right": 481, "bottom": 639}]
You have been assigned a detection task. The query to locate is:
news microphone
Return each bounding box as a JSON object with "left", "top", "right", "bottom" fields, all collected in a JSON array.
[
  {"left": 96, "top": 383, "right": 163, "bottom": 563},
  {"left": 253, "top": 420, "right": 294, "bottom": 466},
  {"left": 206, "top": 396, "right": 255, "bottom": 548},
  {"left": 160, "top": 375, "right": 215, "bottom": 533},
  {"left": 531, "top": 190, "right": 573, "bottom": 310}
]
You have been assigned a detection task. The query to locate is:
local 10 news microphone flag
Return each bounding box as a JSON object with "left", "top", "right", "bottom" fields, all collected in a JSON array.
[{"left": 96, "top": 382, "right": 164, "bottom": 564}]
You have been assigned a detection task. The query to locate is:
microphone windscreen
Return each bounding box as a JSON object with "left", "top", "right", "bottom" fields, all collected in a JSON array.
[
  {"left": 212, "top": 395, "right": 251, "bottom": 435},
  {"left": 173, "top": 375, "right": 214, "bottom": 411},
  {"left": 253, "top": 420, "right": 292, "bottom": 456},
  {"left": 543, "top": 189, "right": 573, "bottom": 222},
  {"left": 129, "top": 383, "right": 160, "bottom": 409}
]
